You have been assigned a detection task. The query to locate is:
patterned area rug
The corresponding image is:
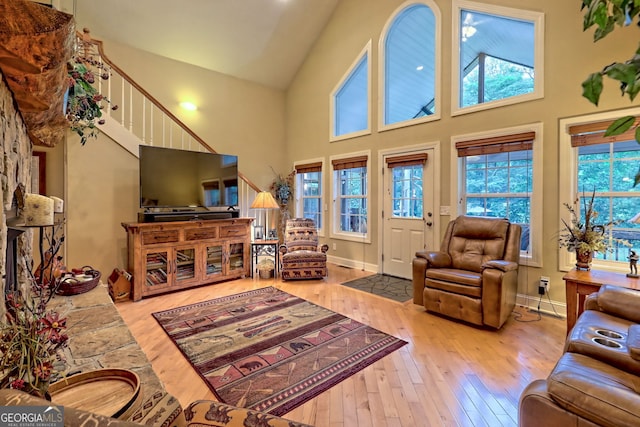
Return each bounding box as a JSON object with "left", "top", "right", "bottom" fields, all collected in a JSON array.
[
  {"left": 153, "top": 287, "right": 407, "bottom": 416},
  {"left": 341, "top": 274, "right": 413, "bottom": 302}
]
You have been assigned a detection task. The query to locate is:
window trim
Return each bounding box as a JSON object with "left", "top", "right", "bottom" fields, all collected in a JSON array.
[
  {"left": 330, "top": 150, "right": 371, "bottom": 243},
  {"left": 378, "top": 0, "right": 442, "bottom": 133},
  {"left": 293, "top": 158, "right": 326, "bottom": 237},
  {"left": 559, "top": 107, "right": 640, "bottom": 272},
  {"left": 451, "top": 0, "right": 545, "bottom": 116},
  {"left": 330, "top": 40, "right": 372, "bottom": 142},
  {"left": 451, "top": 122, "right": 543, "bottom": 267}
]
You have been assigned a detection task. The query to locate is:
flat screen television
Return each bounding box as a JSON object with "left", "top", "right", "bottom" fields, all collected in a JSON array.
[{"left": 139, "top": 145, "right": 238, "bottom": 212}]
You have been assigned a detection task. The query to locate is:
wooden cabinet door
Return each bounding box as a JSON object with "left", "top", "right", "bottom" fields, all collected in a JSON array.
[
  {"left": 225, "top": 240, "right": 248, "bottom": 276},
  {"left": 202, "top": 242, "right": 224, "bottom": 281}
]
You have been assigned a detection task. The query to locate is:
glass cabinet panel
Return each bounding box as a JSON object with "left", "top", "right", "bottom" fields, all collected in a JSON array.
[
  {"left": 228, "top": 242, "right": 245, "bottom": 272},
  {"left": 206, "top": 244, "right": 223, "bottom": 275},
  {"left": 146, "top": 250, "right": 168, "bottom": 287},
  {"left": 175, "top": 248, "right": 196, "bottom": 282}
]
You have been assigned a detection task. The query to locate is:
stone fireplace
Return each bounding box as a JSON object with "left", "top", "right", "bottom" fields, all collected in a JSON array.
[{"left": 0, "top": 69, "right": 36, "bottom": 319}]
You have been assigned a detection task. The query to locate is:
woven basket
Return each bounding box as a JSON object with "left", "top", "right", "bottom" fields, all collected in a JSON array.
[
  {"left": 56, "top": 267, "right": 101, "bottom": 296},
  {"left": 258, "top": 268, "right": 274, "bottom": 279}
]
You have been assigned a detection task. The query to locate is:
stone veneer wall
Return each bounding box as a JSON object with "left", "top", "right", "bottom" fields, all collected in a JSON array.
[{"left": 0, "top": 69, "right": 35, "bottom": 320}]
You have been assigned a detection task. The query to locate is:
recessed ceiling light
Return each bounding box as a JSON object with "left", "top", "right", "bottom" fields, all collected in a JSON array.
[
  {"left": 180, "top": 101, "right": 197, "bottom": 111},
  {"left": 416, "top": 65, "right": 424, "bottom": 71}
]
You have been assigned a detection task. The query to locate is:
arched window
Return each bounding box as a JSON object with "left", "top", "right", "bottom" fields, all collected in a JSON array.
[{"left": 380, "top": 1, "right": 440, "bottom": 130}]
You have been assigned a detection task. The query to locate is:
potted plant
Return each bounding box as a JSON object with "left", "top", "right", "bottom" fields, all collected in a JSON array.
[
  {"left": 559, "top": 191, "right": 629, "bottom": 270},
  {"left": 0, "top": 226, "right": 68, "bottom": 398}
]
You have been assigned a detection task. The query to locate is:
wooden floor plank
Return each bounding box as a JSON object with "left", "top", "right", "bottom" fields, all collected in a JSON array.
[{"left": 117, "top": 264, "right": 564, "bottom": 426}]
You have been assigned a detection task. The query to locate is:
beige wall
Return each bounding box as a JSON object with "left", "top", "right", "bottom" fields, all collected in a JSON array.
[
  {"left": 285, "top": 0, "right": 640, "bottom": 302},
  {"left": 56, "top": 0, "right": 640, "bottom": 304},
  {"left": 61, "top": 40, "right": 287, "bottom": 276}
]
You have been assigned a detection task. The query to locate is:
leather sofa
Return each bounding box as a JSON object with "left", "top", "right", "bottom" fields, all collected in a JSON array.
[
  {"left": 412, "top": 215, "right": 521, "bottom": 329},
  {"left": 519, "top": 285, "right": 640, "bottom": 426}
]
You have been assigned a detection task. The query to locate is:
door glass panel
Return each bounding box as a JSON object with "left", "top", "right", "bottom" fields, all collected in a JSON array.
[
  {"left": 391, "top": 165, "right": 423, "bottom": 218},
  {"left": 229, "top": 243, "right": 244, "bottom": 271},
  {"left": 145, "top": 251, "right": 168, "bottom": 287},
  {"left": 176, "top": 248, "right": 195, "bottom": 281},
  {"left": 206, "top": 245, "right": 223, "bottom": 275}
]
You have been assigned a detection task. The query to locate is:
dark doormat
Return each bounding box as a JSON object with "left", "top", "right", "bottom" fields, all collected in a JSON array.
[{"left": 341, "top": 274, "right": 412, "bottom": 302}]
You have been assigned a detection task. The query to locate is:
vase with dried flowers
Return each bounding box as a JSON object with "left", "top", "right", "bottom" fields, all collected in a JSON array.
[
  {"left": 269, "top": 167, "right": 295, "bottom": 207},
  {"left": 66, "top": 29, "right": 118, "bottom": 145},
  {"left": 0, "top": 224, "right": 68, "bottom": 399},
  {"left": 559, "top": 191, "right": 629, "bottom": 270},
  {"left": 269, "top": 168, "right": 295, "bottom": 242}
]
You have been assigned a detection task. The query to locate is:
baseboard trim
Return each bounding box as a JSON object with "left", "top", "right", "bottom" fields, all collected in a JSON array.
[{"left": 327, "top": 255, "right": 377, "bottom": 273}]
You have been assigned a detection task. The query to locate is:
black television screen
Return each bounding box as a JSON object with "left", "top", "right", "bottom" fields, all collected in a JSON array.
[{"left": 139, "top": 146, "right": 238, "bottom": 210}]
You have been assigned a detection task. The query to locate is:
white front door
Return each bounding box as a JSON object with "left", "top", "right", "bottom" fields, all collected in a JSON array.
[{"left": 382, "top": 149, "right": 435, "bottom": 278}]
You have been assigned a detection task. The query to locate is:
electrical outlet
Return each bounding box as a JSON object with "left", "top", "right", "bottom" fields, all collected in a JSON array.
[{"left": 539, "top": 276, "right": 550, "bottom": 294}]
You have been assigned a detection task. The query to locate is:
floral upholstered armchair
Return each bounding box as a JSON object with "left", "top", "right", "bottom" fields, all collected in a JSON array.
[{"left": 279, "top": 218, "right": 328, "bottom": 280}]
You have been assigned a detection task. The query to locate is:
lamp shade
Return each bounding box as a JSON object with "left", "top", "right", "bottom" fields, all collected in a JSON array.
[{"left": 250, "top": 191, "right": 279, "bottom": 209}]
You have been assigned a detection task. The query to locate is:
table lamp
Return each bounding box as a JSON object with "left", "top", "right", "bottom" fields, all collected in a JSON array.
[{"left": 250, "top": 191, "right": 279, "bottom": 240}]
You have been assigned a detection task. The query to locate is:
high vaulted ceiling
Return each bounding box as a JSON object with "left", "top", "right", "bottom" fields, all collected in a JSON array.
[{"left": 64, "top": 0, "right": 339, "bottom": 90}]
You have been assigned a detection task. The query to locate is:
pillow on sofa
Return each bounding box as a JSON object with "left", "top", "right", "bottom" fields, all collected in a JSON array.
[{"left": 548, "top": 353, "right": 640, "bottom": 427}]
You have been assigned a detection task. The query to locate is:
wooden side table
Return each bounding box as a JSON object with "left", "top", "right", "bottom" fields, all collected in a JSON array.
[{"left": 563, "top": 268, "right": 640, "bottom": 334}]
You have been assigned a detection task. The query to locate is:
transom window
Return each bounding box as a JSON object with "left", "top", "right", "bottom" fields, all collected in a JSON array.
[
  {"left": 332, "top": 45, "right": 370, "bottom": 141},
  {"left": 381, "top": 1, "right": 440, "bottom": 129},
  {"left": 452, "top": 0, "right": 544, "bottom": 115}
]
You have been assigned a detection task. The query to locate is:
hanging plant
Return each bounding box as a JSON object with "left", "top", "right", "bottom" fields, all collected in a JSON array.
[{"left": 65, "top": 29, "right": 118, "bottom": 145}]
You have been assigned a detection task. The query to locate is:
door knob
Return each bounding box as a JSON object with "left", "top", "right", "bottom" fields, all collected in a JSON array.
[{"left": 426, "top": 221, "right": 433, "bottom": 227}]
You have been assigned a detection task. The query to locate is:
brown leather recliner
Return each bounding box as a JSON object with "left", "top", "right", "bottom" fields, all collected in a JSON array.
[{"left": 412, "top": 215, "right": 521, "bottom": 329}]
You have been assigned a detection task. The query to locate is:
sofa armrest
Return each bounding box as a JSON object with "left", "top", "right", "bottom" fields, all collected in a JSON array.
[
  {"left": 589, "top": 284, "right": 640, "bottom": 323},
  {"left": 584, "top": 292, "right": 600, "bottom": 311},
  {"left": 482, "top": 260, "right": 518, "bottom": 272},
  {"left": 415, "top": 250, "right": 451, "bottom": 268}
]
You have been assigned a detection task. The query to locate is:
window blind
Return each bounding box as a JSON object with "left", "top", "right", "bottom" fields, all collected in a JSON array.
[
  {"left": 455, "top": 131, "right": 535, "bottom": 157},
  {"left": 569, "top": 117, "right": 640, "bottom": 147},
  {"left": 331, "top": 155, "right": 368, "bottom": 170},
  {"left": 385, "top": 153, "right": 428, "bottom": 168},
  {"left": 295, "top": 162, "right": 322, "bottom": 174}
]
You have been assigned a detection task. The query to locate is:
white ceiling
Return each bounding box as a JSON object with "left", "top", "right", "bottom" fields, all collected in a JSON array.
[{"left": 59, "top": 0, "right": 339, "bottom": 90}]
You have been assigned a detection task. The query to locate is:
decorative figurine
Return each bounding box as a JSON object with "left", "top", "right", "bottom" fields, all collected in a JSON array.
[{"left": 628, "top": 250, "right": 639, "bottom": 278}]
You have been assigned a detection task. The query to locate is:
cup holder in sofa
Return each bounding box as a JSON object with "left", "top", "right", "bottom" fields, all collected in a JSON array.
[
  {"left": 595, "top": 329, "right": 624, "bottom": 340},
  {"left": 592, "top": 337, "right": 623, "bottom": 348}
]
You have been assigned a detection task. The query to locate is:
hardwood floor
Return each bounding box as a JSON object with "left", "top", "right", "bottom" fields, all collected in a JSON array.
[{"left": 116, "top": 264, "right": 565, "bottom": 427}]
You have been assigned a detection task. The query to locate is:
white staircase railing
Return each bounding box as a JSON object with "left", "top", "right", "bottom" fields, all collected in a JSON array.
[{"left": 78, "top": 31, "right": 260, "bottom": 218}]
